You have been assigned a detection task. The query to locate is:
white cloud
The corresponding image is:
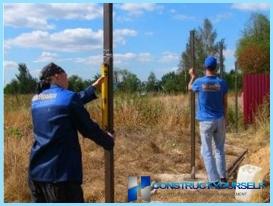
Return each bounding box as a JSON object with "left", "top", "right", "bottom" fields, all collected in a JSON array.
[
  {"left": 115, "top": 16, "right": 133, "bottom": 23},
  {"left": 49, "top": 4, "right": 102, "bottom": 20},
  {"left": 119, "top": 3, "right": 158, "bottom": 16},
  {"left": 5, "top": 29, "right": 102, "bottom": 52},
  {"left": 116, "top": 3, "right": 163, "bottom": 22},
  {"left": 116, "top": 53, "right": 134, "bottom": 58},
  {"left": 223, "top": 49, "right": 235, "bottom": 58},
  {"left": 115, "top": 52, "right": 152, "bottom": 64},
  {"left": 173, "top": 14, "right": 196, "bottom": 21},
  {"left": 213, "top": 12, "right": 232, "bottom": 23},
  {"left": 114, "top": 52, "right": 137, "bottom": 64},
  {"left": 4, "top": 4, "right": 102, "bottom": 30},
  {"left": 231, "top": 3, "right": 271, "bottom": 11},
  {"left": 160, "top": 52, "right": 179, "bottom": 63},
  {"left": 75, "top": 55, "right": 102, "bottom": 65},
  {"left": 76, "top": 52, "right": 152, "bottom": 66},
  {"left": 4, "top": 4, "right": 53, "bottom": 30},
  {"left": 5, "top": 28, "right": 137, "bottom": 52},
  {"left": 138, "top": 53, "right": 152, "bottom": 62},
  {"left": 35, "top": 52, "right": 58, "bottom": 63},
  {"left": 114, "top": 29, "right": 137, "bottom": 45},
  {"left": 4, "top": 60, "right": 18, "bottom": 70}
]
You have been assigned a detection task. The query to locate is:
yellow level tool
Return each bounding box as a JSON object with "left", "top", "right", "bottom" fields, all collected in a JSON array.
[{"left": 101, "top": 63, "right": 108, "bottom": 129}]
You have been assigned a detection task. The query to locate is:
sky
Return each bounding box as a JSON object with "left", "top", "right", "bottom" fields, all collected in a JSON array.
[{"left": 3, "top": 3, "right": 270, "bottom": 84}]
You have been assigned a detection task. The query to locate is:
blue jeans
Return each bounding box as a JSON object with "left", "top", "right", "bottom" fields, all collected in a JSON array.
[{"left": 199, "top": 117, "right": 226, "bottom": 182}]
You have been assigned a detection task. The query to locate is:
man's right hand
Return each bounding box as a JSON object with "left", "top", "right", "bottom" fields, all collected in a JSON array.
[{"left": 92, "top": 76, "right": 105, "bottom": 90}]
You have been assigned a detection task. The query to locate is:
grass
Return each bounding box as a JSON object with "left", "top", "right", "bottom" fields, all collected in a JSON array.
[{"left": 4, "top": 93, "right": 270, "bottom": 202}]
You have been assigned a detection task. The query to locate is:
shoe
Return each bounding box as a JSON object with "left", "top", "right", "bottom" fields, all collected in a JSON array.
[{"left": 220, "top": 177, "right": 227, "bottom": 183}]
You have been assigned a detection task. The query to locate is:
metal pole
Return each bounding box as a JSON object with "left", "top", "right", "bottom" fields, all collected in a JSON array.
[
  {"left": 235, "top": 61, "right": 238, "bottom": 133},
  {"left": 185, "top": 70, "right": 188, "bottom": 92},
  {"left": 103, "top": 3, "right": 114, "bottom": 202},
  {"left": 190, "top": 30, "right": 196, "bottom": 179},
  {"left": 220, "top": 41, "right": 224, "bottom": 78}
]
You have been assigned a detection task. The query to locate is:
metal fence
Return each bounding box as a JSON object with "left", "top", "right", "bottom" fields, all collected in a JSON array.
[{"left": 243, "top": 73, "right": 270, "bottom": 124}]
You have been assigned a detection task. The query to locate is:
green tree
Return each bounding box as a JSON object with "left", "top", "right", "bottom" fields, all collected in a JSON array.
[
  {"left": 17, "top": 64, "right": 37, "bottom": 93},
  {"left": 116, "top": 69, "right": 141, "bottom": 93},
  {"left": 161, "top": 71, "right": 185, "bottom": 93},
  {"left": 179, "top": 32, "right": 200, "bottom": 72},
  {"left": 145, "top": 72, "right": 159, "bottom": 92},
  {"left": 199, "top": 19, "right": 218, "bottom": 55},
  {"left": 224, "top": 70, "right": 243, "bottom": 91},
  {"left": 216, "top": 39, "right": 226, "bottom": 77},
  {"left": 179, "top": 19, "right": 225, "bottom": 76},
  {"left": 4, "top": 79, "right": 19, "bottom": 94},
  {"left": 68, "top": 75, "right": 89, "bottom": 92},
  {"left": 236, "top": 13, "right": 269, "bottom": 73},
  {"left": 4, "top": 64, "right": 37, "bottom": 94}
]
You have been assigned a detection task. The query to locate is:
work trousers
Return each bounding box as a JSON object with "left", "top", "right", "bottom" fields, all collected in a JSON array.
[{"left": 29, "top": 179, "right": 84, "bottom": 203}]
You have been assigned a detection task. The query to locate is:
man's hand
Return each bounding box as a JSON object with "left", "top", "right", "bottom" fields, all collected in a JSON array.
[
  {"left": 188, "top": 68, "right": 196, "bottom": 79},
  {"left": 188, "top": 68, "right": 196, "bottom": 91},
  {"left": 92, "top": 76, "right": 105, "bottom": 90}
]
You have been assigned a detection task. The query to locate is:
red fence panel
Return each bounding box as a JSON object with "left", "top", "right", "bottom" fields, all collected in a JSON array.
[{"left": 243, "top": 73, "right": 270, "bottom": 124}]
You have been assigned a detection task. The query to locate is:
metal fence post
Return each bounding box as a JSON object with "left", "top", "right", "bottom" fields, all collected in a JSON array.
[
  {"left": 235, "top": 61, "right": 238, "bottom": 133},
  {"left": 103, "top": 3, "right": 114, "bottom": 203},
  {"left": 219, "top": 40, "right": 224, "bottom": 78},
  {"left": 190, "top": 30, "right": 196, "bottom": 179}
]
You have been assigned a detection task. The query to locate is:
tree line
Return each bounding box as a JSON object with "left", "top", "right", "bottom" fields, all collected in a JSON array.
[
  {"left": 5, "top": 13, "right": 268, "bottom": 94},
  {"left": 4, "top": 64, "right": 241, "bottom": 94}
]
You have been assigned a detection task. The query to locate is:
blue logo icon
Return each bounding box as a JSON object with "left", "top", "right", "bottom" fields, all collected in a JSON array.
[{"left": 128, "top": 176, "right": 151, "bottom": 202}]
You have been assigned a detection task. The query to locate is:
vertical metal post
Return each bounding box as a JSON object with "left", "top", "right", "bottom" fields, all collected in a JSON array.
[
  {"left": 103, "top": 3, "right": 114, "bottom": 203},
  {"left": 185, "top": 70, "right": 188, "bottom": 92},
  {"left": 190, "top": 30, "right": 196, "bottom": 179},
  {"left": 235, "top": 61, "right": 238, "bottom": 133},
  {"left": 219, "top": 41, "right": 224, "bottom": 78}
]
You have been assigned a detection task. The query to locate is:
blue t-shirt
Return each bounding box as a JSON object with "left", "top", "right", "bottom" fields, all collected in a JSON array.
[{"left": 192, "top": 75, "right": 228, "bottom": 121}]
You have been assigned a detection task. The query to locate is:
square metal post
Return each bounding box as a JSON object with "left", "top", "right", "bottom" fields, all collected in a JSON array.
[
  {"left": 103, "top": 3, "right": 114, "bottom": 203},
  {"left": 190, "top": 30, "right": 196, "bottom": 179}
]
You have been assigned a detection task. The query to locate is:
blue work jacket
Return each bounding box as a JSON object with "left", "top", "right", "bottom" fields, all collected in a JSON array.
[{"left": 29, "top": 84, "right": 114, "bottom": 183}]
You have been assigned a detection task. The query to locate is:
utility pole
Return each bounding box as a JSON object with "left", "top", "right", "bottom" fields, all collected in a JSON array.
[
  {"left": 103, "top": 3, "right": 114, "bottom": 203},
  {"left": 190, "top": 30, "right": 196, "bottom": 179}
]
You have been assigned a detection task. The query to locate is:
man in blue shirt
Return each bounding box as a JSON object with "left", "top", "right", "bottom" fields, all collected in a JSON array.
[
  {"left": 29, "top": 63, "right": 114, "bottom": 202},
  {"left": 188, "top": 56, "right": 228, "bottom": 183}
]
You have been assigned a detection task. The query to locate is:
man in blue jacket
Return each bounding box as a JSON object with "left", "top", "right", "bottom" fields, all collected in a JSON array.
[
  {"left": 29, "top": 62, "right": 114, "bottom": 202},
  {"left": 188, "top": 56, "right": 228, "bottom": 183}
]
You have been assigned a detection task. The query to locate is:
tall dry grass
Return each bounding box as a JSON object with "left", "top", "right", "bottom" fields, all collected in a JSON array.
[
  {"left": 4, "top": 95, "right": 33, "bottom": 201},
  {"left": 4, "top": 93, "right": 192, "bottom": 202},
  {"left": 4, "top": 93, "right": 269, "bottom": 202}
]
